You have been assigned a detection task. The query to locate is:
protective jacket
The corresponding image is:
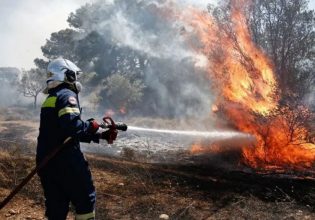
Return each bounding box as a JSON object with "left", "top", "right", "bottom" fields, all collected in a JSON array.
[
  {"left": 36, "top": 83, "right": 96, "bottom": 220},
  {"left": 36, "top": 83, "right": 97, "bottom": 162}
]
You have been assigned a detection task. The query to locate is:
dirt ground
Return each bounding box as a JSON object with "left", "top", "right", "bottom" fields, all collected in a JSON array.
[
  {"left": 1, "top": 153, "right": 315, "bottom": 220},
  {"left": 0, "top": 112, "right": 315, "bottom": 219}
]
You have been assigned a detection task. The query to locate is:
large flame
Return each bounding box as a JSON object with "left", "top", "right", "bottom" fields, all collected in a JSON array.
[{"left": 181, "top": 0, "right": 315, "bottom": 170}]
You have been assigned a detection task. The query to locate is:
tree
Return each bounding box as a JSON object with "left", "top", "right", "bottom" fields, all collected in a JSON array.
[
  {"left": 35, "top": 0, "right": 214, "bottom": 116},
  {"left": 18, "top": 68, "right": 46, "bottom": 108},
  {"left": 36, "top": 1, "right": 150, "bottom": 112},
  {"left": 248, "top": 0, "right": 315, "bottom": 102},
  {"left": 41, "top": 29, "right": 79, "bottom": 63},
  {"left": 34, "top": 58, "right": 49, "bottom": 70},
  {"left": 210, "top": 0, "right": 315, "bottom": 104},
  {"left": 249, "top": 0, "right": 314, "bottom": 102},
  {"left": 102, "top": 73, "right": 145, "bottom": 113}
]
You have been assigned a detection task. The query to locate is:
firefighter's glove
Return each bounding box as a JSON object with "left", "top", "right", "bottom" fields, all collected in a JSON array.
[
  {"left": 87, "top": 118, "right": 100, "bottom": 134},
  {"left": 100, "top": 129, "right": 118, "bottom": 144}
]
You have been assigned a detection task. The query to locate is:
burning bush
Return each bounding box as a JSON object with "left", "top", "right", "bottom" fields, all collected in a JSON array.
[
  {"left": 182, "top": 0, "right": 315, "bottom": 171},
  {"left": 240, "top": 105, "right": 315, "bottom": 169}
]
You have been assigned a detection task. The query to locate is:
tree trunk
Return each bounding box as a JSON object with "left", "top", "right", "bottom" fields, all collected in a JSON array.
[{"left": 34, "top": 95, "right": 37, "bottom": 109}]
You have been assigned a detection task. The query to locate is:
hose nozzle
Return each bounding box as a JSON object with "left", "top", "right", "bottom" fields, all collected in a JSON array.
[
  {"left": 105, "top": 123, "right": 128, "bottom": 131},
  {"left": 101, "top": 116, "right": 128, "bottom": 131}
]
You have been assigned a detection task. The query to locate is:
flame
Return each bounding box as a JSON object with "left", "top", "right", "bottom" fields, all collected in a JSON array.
[
  {"left": 119, "top": 106, "right": 127, "bottom": 114},
  {"left": 185, "top": 2, "right": 278, "bottom": 116},
  {"left": 211, "top": 104, "right": 219, "bottom": 113},
  {"left": 240, "top": 107, "right": 315, "bottom": 168},
  {"left": 105, "top": 106, "right": 127, "bottom": 116},
  {"left": 191, "top": 143, "right": 204, "bottom": 154},
  {"left": 105, "top": 109, "right": 115, "bottom": 117},
  {"left": 182, "top": 0, "right": 315, "bottom": 170},
  {"left": 191, "top": 143, "right": 223, "bottom": 154}
]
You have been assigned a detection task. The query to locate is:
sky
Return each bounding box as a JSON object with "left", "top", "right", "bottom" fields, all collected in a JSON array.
[{"left": 0, "top": 0, "right": 314, "bottom": 69}]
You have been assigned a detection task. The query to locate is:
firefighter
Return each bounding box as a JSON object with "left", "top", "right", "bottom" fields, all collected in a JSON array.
[{"left": 36, "top": 58, "right": 116, "bottom": 220}]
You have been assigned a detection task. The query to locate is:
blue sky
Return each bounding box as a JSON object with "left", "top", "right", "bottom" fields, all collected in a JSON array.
[{"left": 0, "top": 0, "right": 314, "bottom": 69}]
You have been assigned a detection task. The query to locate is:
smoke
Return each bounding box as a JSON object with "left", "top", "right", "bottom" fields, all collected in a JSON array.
[
  {"left": 77, "top": 0, "right": 214, "bottom": 119},
  {"left": 88, "top": 0, "right": 206, "bottom": 61},
  {"left": 0, "top": 68, "right": 20, "bottom": 107}
]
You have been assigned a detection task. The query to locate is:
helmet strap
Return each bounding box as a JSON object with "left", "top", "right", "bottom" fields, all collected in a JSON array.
[{"left": 74, "top": 82, "right": 82, "bottom": 93}]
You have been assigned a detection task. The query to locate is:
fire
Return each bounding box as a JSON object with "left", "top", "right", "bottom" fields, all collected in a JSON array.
[
  {"left": 211, "top": 104, "right": 219, "bottom": 113},
  {"left": 181, "top": 0, "right": 315, "bottom": 170},
  {"left": 105, "top": 109, "right": 115, "bottom": 117},
  {"left": 119, "top": 106, "right": 127, "bottom": 115},
  {"left": 191, "top": 143, "right": 224, "bottom": 154},
  {"left": 184, "top": 2, "right": 278, "bottom": 116},
  {"left": 191, "top": 143, "right": 204, "bottom": 154},
  {"left": 105, "top": 106, "right": 127, "bottom": 116}
]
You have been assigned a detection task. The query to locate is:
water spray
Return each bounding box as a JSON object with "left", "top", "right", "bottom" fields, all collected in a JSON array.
[
  {"left": 128, "top": 126, "right": 251, "bottom": 139},
  {"left": 126, "top": 126, "right": 256, "bottom": 151}
]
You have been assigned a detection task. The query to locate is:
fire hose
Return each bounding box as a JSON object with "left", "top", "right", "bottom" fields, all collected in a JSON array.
[{"left": 0, "top": 116, "right": 127, "bottom": 210}]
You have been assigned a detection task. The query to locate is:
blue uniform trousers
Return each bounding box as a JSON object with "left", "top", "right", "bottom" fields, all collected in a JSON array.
[{"left": 38, "top": 146, "right": 95, "bottom": 219}]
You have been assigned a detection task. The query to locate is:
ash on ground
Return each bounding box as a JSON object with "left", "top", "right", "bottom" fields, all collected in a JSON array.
[{"left": 81, "top": 128, "right": 247, "bottom": 169}]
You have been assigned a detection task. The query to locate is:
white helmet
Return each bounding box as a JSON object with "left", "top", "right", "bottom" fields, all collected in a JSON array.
[
  {"left": 47, "top": 58, "right": 81, "bottom": 83},
  {"left": 44, "top": 58, "right": 82, "bottom": 93}
]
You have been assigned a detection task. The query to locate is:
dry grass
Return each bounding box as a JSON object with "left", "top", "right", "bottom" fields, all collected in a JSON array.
[
  {"left": 0, "top": 153, "right": 314, "bottom": 219},
  {"left": 88, "top": 156, "right": 315, "bottom": 220}
]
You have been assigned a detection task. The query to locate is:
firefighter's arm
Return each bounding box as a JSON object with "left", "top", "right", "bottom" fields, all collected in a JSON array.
[
  {"left": 56, "top": 91, "right": 99, "bottom": 143},
  {"left": 56, "top": 91, "right": 118, "bottom": 144}
]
